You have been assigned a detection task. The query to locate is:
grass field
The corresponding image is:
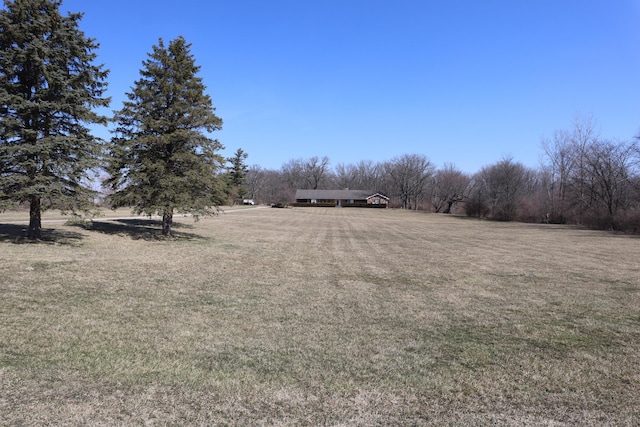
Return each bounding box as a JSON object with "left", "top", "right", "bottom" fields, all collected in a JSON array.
[{"left": 0, "top": 207, "right": 638, "bottom": 425}]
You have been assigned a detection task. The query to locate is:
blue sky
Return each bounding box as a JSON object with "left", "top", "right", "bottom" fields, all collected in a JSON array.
[{"left": 61, "top": 0, "right": 640, "bottom": 173}]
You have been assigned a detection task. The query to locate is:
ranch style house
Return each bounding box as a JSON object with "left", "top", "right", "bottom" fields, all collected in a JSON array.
[{"left": 294, "top": 189, "right": 389, "bottom": 207}]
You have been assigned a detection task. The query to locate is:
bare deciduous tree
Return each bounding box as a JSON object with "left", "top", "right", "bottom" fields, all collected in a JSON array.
[
  {"left": 246, "top": 164, "right": 265, "bottom": 201},
  {"left": 260, "top": 169, "right": 293, "bottom": 204},
  {"left": 281, "top": 156, "right": 332, "bottom": 190},
  {"left": 580, "top": 139, "right": 639, "bottom": 228},
  {"left": 567, "top": 115, "right": 599, "bottom": 217},
  {"left": 471, "top": 157, "right": 537, "bottom": 221},
  {"left": 385, "top": 154, "right": 434, "bottom": 210},
  {"left": 541, "top": 129, "right": 575, "bottom": 223},
  {"left": 281, "top": 158, "right": 306, "bottom": 190},
  {"left": 334, "top": 163, "right": 359, "bottom": 190},
  {"left": 306, "top": 156, "right": 331, "bottom": 189},
  {"left": 430, "top": 164, "right": 471, "bottom": 213},
  {"left": 355, "top": 160, "right": 385, "bottom": 191},
  {"left": 542, "top": 115, "right": 640, "bottom": 229},
  {"left": 334, "top": 160, "right": 384, "bottom": 191}
]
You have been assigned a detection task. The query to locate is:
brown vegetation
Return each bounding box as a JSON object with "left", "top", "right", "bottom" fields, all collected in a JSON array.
[{"left": 1, "top": 208, "right": 638, "bottom": 425}]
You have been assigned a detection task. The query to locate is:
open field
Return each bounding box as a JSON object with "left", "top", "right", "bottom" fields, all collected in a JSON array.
[{"left": 0, "top": 207, "right": 638, "bottom": 425}]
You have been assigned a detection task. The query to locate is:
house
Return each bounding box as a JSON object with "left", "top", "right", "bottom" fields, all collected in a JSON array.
[{"left": 294, "top": 189, "right": 389, "bottom": 207}]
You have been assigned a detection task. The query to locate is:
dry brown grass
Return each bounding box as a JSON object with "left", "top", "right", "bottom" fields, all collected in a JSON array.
[{"left": 0, "top": 207, "right": 638, "bottom": 425}]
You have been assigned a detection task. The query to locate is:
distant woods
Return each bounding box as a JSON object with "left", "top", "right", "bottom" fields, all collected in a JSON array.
[{"left": 243, "top": 117, "right": 640, "bottom": 232}]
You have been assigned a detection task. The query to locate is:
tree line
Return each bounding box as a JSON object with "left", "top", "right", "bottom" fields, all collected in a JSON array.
[
  {"left": 244, "top": 117, "right": 640, "bottom": 232},
  {"left": 2, "top": 1, "right": 639, "bottom": 240}
]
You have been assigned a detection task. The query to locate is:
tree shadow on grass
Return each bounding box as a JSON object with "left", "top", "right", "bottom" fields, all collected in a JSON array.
[
  {"left": 72, "top": 218, "right": 204, "bottom": 241},
  {"left": 0, "top": 223, "right": 84, "bottom": 245}
]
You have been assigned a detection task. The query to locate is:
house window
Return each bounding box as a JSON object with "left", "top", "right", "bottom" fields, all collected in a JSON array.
[
  {"left": 311, "top": 199, "right": 317, "bottom": 204},
  {"left": 348, "top": 199, "right": 354, "bottom": 204},
  {"left": 374, "top": 199, "right": 380, "bottom": 204}
]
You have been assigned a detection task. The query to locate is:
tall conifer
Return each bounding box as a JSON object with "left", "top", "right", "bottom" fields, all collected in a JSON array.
[
  {"left": 106, "top": 37, "right": 226, "bottom": 236},
  {"left": 226, "top": 148, "right": 249, "bottom": 200},
  {"left": 0, "top": 0, "right": 109, "bottom": 239}
]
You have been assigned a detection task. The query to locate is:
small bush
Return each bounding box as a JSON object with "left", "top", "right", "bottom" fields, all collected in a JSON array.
[
  {"left": 464, "top": 199, "right": 489, "bottom": 218},
  {"left": 342, "top": 203, "right": 387, "bottom": 208},
  {"left": 618, "top": 209, "right": 640, "bottom": 233}
]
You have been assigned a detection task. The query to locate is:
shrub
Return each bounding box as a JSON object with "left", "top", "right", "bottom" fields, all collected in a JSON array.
[
  {"left": 464, "top": 199, "right": 489, "bottom": 218},
  {"left": 290, "top": 202, "right": 335, "bottom": 208},
  {"left": 342, "top": 203, "right": 387, "bottom": 208}
]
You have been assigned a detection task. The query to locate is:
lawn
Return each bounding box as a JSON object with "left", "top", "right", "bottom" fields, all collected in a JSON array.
[{"left": 0, "top": 207, "right": 638, "bottom": 425}]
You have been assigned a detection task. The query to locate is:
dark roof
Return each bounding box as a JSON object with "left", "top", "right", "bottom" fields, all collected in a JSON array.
[{"left": 295, "top": 189, "right": 388, "bottom": 200}]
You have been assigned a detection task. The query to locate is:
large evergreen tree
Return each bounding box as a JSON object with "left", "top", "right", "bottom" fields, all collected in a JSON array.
[
  {"left": 0, "top": 0, "right": 109, "bottom": 239},
  {"left": 106, "top": 36, "right": 225, "bottom": 237},
  {"left": 226, "top": 148, "right": 249, "bottom": 201}
]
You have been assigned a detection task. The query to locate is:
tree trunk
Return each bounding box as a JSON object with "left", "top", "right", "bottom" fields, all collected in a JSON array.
[
  {"left": 28, "top": 195, "right": 42, "bottom": 240},
  {"left": 401, "top": 195, "right": 409, "bottom": 210},
  {"left": 162, "top": 212, "right": 173, "bottom": 237}
]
